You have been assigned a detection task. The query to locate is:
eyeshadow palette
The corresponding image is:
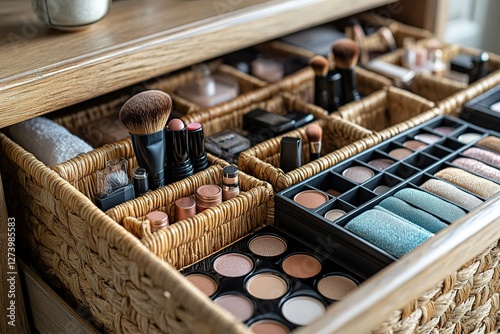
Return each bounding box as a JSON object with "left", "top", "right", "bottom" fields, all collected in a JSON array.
[
  {"left": 276, "top": 115, "right": 500, "bottom": 277},
  {"left": 462, "top": 84, "right": 500, "bottom": 131},
  {"left": 181, "top": 225, "right": 363, "bottom": 333}
]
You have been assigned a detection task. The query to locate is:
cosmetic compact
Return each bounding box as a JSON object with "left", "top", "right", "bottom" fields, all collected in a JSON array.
[
  {"left": 205, "top": 130, "right": 251, "bottom": 163},
  {"left": 461, "top": 85, "right": 500, "bottom": 131},
  {"left": 182, "top": 225, "right": 363, "bottom": 332},
  {"left": 276, "top": 115, "right": 500, "bottom": 277}
]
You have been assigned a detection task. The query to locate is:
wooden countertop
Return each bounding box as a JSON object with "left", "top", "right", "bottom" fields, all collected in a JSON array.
[{"left": 0, "top": 0, "right": 396, "bottom": 128}]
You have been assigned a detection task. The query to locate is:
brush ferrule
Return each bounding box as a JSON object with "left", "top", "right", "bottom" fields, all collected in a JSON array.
[
  {"left": 129, "top": 130, "right": 165, "bottom": 190},
  {"left": 309, "top": 141, "right": 321, "bottom": 154}
]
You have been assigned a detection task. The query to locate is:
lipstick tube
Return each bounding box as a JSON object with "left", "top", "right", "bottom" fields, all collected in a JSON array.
[
  {"left": 165, "top": 119, "right": 194, "bottom": 184},
  {"left": 187, "top": 122, "right": 209, "bottom": 172}
]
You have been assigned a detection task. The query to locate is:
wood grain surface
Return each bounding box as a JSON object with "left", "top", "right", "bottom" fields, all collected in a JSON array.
[{"left": 0, "top": 0, "right": 396, "bottom": 128}]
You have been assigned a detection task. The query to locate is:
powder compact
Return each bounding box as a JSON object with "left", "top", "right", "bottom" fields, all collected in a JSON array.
[
  {"left": 182, "top": 225, "right": 362, "bottom": 332},
  {"left": 276, "top": 115, "right": 500, "bottom": 277},
  {"left": 462, "top": 84, "right": 500, "bottom": 131}
]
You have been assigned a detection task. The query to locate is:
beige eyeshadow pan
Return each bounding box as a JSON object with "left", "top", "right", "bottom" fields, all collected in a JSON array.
[
  {"left": 388, "top": 148, "right": 413, "bottom": 160},
  {"left": 248, "top": 235, "right": 287, "bottom": 257},
  {"left": 317, "top": 275, "right": 358, "bottom": 300},
  {"left": 213, "top": 253, "right": 253, "bottom": 277},
  {"left": 185, "top": 273, "right": 217, "bottom": 297},
  {"left": 249, "top": 320, "right": 290, "bottom": 334},
  {"left": 214, "top": 294, "right": 254, "bottom": 322},
  {"left": 282, "top": 253, "right": 322, "bottom": 278},
  {"left": 246, "top": 272, "right": 288, "bottom": 300},
  {"left": 293, "top": 190, "right": 329, "bottom": 209},
  {"left": 342, "top": 166, "right": 375, "bottom": 184}
]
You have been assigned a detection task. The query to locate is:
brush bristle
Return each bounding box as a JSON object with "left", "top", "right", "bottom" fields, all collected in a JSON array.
[
  {"left": 309, "top": 55, "right": 329, "bottom": 77},
  {"left": 119, "top": 90, "right": 172, "bottom": 135},
  {"left": 331, "top": 38, "right": 359, "bottom": 69},
  {"left": 305, "top": 123, "right": 322, "bottom": 143},
  {"left": 378, "top": 27, "right": 396, "bottom": 50}
]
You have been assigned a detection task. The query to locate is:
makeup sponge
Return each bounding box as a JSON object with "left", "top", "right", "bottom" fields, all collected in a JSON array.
[
  {"left": 393, "top": 188, "right": 466, "bottom": 223},
  {"left": 462, "top": 147, "right": 500, "bottom": 169},
  {"left": 451, "top": 157, "right": 500, "bottom": 182},
  {"left": 377, "top": 197, "right": 447, "bottom": 233},
  {"left": 435, "top": 167, "right": 500, "bottom": 198},
  {"left": 344, "top": 209, "right": 433, "bottom": 258},
  {"left": 8, "top": 117, "right": 93, "bottom": 166},
  {"left": 477, "top": 136, "right": 500, "bottom": 154},
  {"left": 420, "top": 179, "right": 483, "bottom": 211}
]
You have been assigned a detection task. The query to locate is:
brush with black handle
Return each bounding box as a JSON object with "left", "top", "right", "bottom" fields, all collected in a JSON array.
[
  {"left": 305, "top": 123, "right": 322, "bottom": 161},
  {"left": 309, "top": 55, "right": 330, "bottom": 111},
  {"left": 331, "top": 38, "right": 361, "bottom": 105}
]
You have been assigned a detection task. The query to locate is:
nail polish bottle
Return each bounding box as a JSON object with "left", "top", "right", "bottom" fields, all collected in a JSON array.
[{"left": 176, "top": 64, "right": 239, "bottom": 108}]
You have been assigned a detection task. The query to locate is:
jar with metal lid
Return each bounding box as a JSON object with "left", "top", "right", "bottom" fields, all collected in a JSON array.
[
  {"left": 196, "top": 185, "right": 222, "bottom": 212},
  {"left": 147, "top": 210, "right": 169, "bottom": 233},
  {"left": 222, "top": 165, "right": 240, "bottom": 201}
]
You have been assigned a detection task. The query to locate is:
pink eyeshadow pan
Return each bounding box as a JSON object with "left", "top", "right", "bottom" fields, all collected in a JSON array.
[
  {"left": 293, "top": 190, "right": 329, "bottom": 209},
  {"left": 367, "top": 158, "right": 395, "bottom": 171},
  {"left": 186, "top": 273, "right": 217, "bottom": 297},
  {"left": 403, "top": 140, "right": 427, "bottom": 150},
  {"left": 389, "top": 148, "right": 413, "bottom": 160},
  {"left": 433, "top": 126, "right": 456, "bottom": 135},
  {"left": 213, "top": 253, "right": 253, "bottom": 277},
  {"left": 414, "top": 133, "right": 441, "bottom": 144},
  {"left": 214, "top": 294, "right": 254, "bottom": 322},
  {"left": 342, "top": 166, "right": 375, "bottom": 183}
]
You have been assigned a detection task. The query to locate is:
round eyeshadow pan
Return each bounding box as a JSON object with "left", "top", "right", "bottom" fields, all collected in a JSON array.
[
  {"left": 433, "top": 126, "right": 456, "bottom": 135},
  {"left": 317, "top": 275, "right": 358, "bottom": 300},
  {"left": 214, "top": 294, "right": 254, "bottom": 322},
  {"left": 282, "top": 253, "right": 322, "bottom": 278},
  {"left": 248, "top": 234, "right": 287, "bottom": 257},
  {"left": 403, "top": 140, "right": 427, "bottom": 150},
  {"left": 373, "top": 185, "right": 391, "bottom": 195},
  {"left": 457, "top": 132, "right": 482, "bottom": 144},
  {"left": 293, "top": 190, "right": 329, "bottom": 209},
  {"left": 388, "top": 148, "right": 413, "bottom": 160},
  {"left": 324, "top": 209, "right": 346, "bottom": 221},
  {"left": 249, "top": 320, "right": 290, "bottom": 334},
  {"left": 185, "top": 273, "right": 217, "bottom": 297},
  {"left": 342, "top": 166, "right": 374, "bottom": 184},
  {"left": 414, "top": 133, "right": 441, "bottom": 144},
  {"left": 281, "top": 296, "right": 326, "bottom": 326},
  {"left": 367, "top": 158, "right": 395, "bottom": 170},
  {"left": 246, "top": 272, "right": 288, "bottom": 300},
  {"left": 213, "top": 253, "right": 253, "bottom": 277}
]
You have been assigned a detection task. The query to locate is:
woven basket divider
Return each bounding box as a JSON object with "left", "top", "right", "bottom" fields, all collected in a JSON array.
[
  {"left": 368, "top": 240, "right": 500, "bottom": 334},
  {"left": 106, "top": 163, "right": 273, "bottom": 269},
  {"left": 146, "top": 59, "right": 267, "bottom": 114},
  {"left": 0, "top": 131, "right": 252, "bottom": 334},
  {"left": 238, "top": 114, "right": 376, "bottom": 191},
  {"left": 182, "top": 92, "right": 330, "bottom": 138},
  {"left": 333, "top": 86, "right": 435, "bottom": 132}
]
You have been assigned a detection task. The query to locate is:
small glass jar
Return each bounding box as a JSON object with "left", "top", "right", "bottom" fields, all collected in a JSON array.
[
  {"left": 222, "top": 165, "right": 240, "bottom": 201},
  {"left": 196, "top": 185, "right": 222, "bottom": 212}
]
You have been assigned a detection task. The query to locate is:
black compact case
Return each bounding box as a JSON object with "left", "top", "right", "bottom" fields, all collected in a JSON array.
[
  {"left": 182, "top": 225, "right": 364, "bottom": 331},
  {"left": 462, "top": 85, "right": 500, "bottom": 131},
  {"left": 276, "top": 115, "right": 500, "bottom": 278}
]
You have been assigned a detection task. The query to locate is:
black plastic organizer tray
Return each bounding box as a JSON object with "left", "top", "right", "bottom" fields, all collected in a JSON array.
[{"left": 276, "top": 115, "right": 500, "bottom": 278}]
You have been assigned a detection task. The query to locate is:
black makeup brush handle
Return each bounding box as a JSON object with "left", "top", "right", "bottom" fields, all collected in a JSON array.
[
  {"left": 327, "top": 70, "right": 342, "bottom": 112},
  {"left": 314, "top": 76, "right": 329, "bottom": 111},
  {"left": 340, "top": 68, "right": 361, "bottom": 104}
]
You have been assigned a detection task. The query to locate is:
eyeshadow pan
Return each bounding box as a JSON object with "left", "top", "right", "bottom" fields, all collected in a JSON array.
[
  {"left": 388, "top": 148, "right": 413, "bottom": 160},
  {"left": 457, "top": 132, "right": 482, "bottom": 144},
  {"left": 185, "top": 273, "right": 217, "bottom": 297},
  {"left": 248, "top": 235, "right": 287, "bottom": 257},
  {"left": 462, "top": 147, "right": 500, "bottom": 168},
  {"left": 420, "top": 179, "right": 483, "bottom": 211},
  {"left": 373, "top": 185, "right": 391, "bottom": 195},
  {"left": 293, "top": 190, "right": 329, "bottom": 209},
  {"left": 246, "top": 272, "right": 288, "bottom": 300},
  {"left": 367, "top": 158, "right": 395, "bottom": 170},
  {"left": 434, "top": 167, "right": 500, "bottom": 199},
  {"left": 317, "top": 275, "right": 358, "bottom": 300},
  {"left": 414, "top": 134, "right": 441, "bottom": 144},
  {"left": 213, "top": 253, "right": 253, "bottom": 277},
  {"left": 451, "top": 157, "right": 500, "bottom": 182},
  {"left": 324, "top": 209, "right": 346, "bottom": 221},
  {"left": 342, "top": 166, "right": 375, "bottom": 183},
  {"left": 249, "top": 320, "right": 290, "bottom": 334},
  {"left": 433, "top": 126, "right": 456, "bottom": 135},
  {"left": 403, "top": 140, "right": 427, "bottom": 150},
  {"left": 477, "top": 136, "right": 500, "bottom": 154},
  {"left": 282, "top": 254, "right": 321, "bottom": 278},
  {"left": 281, "top": 296, "right": 325, "bottom": 326},
  {"left": 214, "top": 294, "right": 254, "bottom": 322}
]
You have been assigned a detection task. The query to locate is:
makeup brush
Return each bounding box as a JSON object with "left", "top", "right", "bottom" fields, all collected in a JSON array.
[
  {"left": 305, "top": 123, "right": 322, "bottom": 161},
  {"left": 326, "top": 52, "right": 342, "bottom": 112},
  {"left": 331, "top": 38, "right": 361, "bottom": 104},
  {"left": 309, "top": 55, "right": 329, "bottom": 110},
  {"left": 119, "top": 90, "right": 172, "bottom": 190}
]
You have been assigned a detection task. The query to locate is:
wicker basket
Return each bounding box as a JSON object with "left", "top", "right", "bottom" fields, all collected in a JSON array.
[{"left": 106, "top": 164, "right": 273, "bottom": 269}]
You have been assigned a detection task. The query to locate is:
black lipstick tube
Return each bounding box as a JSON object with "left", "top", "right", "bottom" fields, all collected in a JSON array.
[
  {"left": 165, "top": 122, "right": 194, "bottom": 183},
  {"left": 129, "top": 130, "right": 165, "bottom": 190},
  {"left": 187, "top": 122, "right": 209, "bottom": 172}
]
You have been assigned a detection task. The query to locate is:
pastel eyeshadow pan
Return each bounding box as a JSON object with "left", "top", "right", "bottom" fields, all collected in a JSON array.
[
  {"left": 373, "top": 185, "right": 391, "bottom": 195},
  {"left": 457, "top": 132, "right": 482, "bottom": 144},
  {"left": 393, "top": 188, "right": 465, "bottom": 223},
  {"left": 433, "top": 126, "right": 456, "bottom": 135},
  {"left": 186, "top": 273, "right": 218, "bottom": 297},
  {"left": 388, "top": 148, "right": 413, "bottom": 160},
  {"left": 324, "top": 209, "right": 346, "bottom": 221},
  {"left": 246, "top": 272, "right": 288, "bottom": 300},
  {"left": 213, "top": 253, "right": 253, "bottom": 277},
  {"left": 367, "top": 158, "right": 395, "bottom": 170},
  {"left": 342, "top": 166, "right": 375, "bottom": 183},
  {"left": 403, "top": 140, "right": 427, "bottom": 150},
  {"left": 462, "top": 147, "right": 500, "bottom": 169},
  {"left": 434, "top": 167, "right": 500, "bottom": 199},
  {"left": 317, "top": 275, "right": 358, "bottom": 300},
  {"left": 451, "top": 157, "right": 500, "bottom": 182},
  {"left": 477, "top": 136, "right": 500, "bottom": 154},
  {"left": 249, "top": 320, "right": 290, "bottom": 334},
  {"left": 414, "top": 133, "right": 441, "bottom": 144},
  {"left": 282, "top": 253, "right": 322, "bottom": 278},
  {"left": 248, "top": 234, "right": 287, "bottom": 257},
  {"left": 214, "top": 294, "right": 254, "bottom": 322},
  {"left": 293, "top": 190, "right": 329, "bottom": 209},
  {"left": 420, "top": 178, "right": 484, "bottom": 211},
  {"left": 281, "top": 296, "right": 326, "bottom": 326}
]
